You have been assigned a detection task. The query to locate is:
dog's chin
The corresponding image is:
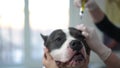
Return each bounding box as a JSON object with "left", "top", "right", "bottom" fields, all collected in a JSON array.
[{"left": 57, "top": 49, "right": 87, "bottom": 68}]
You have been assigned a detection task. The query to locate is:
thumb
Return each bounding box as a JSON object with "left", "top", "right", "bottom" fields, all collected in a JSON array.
[{"left": 44, "top": 48, "right": 53, "bottom": 60}]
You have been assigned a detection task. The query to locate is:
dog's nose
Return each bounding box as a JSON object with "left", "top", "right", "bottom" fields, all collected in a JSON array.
[{"left": 70, "top": 40, "right": 83, "bottom": 52}]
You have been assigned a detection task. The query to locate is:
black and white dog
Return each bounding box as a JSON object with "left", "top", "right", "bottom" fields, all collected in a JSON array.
[{"left": 41, "top": 27, "right": 90, "bottom": 68}]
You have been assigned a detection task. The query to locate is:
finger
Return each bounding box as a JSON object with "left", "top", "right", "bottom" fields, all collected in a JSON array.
[
  {"left": 43, "top": 48, "right": 48, "bottom": 59},
  {"left": 44, "top": 47, "right": 49, "bottom": 52},
  {"left": 44, "top": 48, "right": 51, "bottom": 59},
  {"left": 42, "top": 53, "right": 47, "bottom": 65},
  {"left": 44, "top": 47, "right": 53, "bottom": 60},
  {"left": 44, "top": 50, "right": 53, "bottom": 60},
  {"left": 76, "top": 24, "right": 87, "bottom": 32},
  {"left": 76, "top": 24, "right": 84, "bottom": 30},
  {"left": 82, "top": 31, "right": 89, "bottom": 38},
  {"left": 77, "top": 24, "right": 91, "bottom": 33}
]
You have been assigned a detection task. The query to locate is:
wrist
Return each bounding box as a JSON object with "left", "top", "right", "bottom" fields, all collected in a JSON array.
[{"left": 95, "top": 44, "right": 112, "bottom": 61}]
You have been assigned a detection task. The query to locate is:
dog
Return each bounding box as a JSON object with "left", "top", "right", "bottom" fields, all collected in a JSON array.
[{"left": 41, "top": 27, "right": 90, "bottom": 68}]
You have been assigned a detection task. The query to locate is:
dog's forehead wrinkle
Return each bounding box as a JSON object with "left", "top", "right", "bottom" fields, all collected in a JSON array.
[
  {"left": 46, "top": 29, "right": 67, "bottom": 51},
  {"left": 62, "top": 29, "right": 76, "bottom": 40},
  {"left": 50, "top": 29, "right": 66, "bottom": 40}
]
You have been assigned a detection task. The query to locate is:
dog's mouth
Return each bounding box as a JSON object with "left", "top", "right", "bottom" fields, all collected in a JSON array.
[
  {"left": 65, "top": 51, "right": 85, "bottom": 65},
  {"left": 56, "top": 51, "right": 86, "bottom": 67},
  {"left": 67, "top": 52, "right": 84, "bottom": 63}
]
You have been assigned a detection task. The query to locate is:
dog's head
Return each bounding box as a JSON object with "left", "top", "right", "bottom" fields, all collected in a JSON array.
[{"left": 41, "top": 27, "right": 90, "bottom": 68}]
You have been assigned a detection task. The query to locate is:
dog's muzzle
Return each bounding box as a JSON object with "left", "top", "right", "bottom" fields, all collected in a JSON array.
[{"left": 70, "top": 40, "right": 83, "bottom": 52}]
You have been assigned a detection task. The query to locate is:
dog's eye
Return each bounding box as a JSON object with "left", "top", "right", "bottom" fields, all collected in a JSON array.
[{"left": 55, "top": 37, "right": 62, "bottom": 41}]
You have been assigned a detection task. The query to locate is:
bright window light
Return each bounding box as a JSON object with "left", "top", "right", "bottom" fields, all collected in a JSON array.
[
  {"left": 29, "top": 0, "right": 70, "bottom": 61},
  {"left": 29, "top": 0, "right": 69, "bottom": 30},
  {"left": 0, "top": 0, "right": 24, "bottom": 30},
  {"left": 0, "top": 0, "right": 24, "bottom": 64}
]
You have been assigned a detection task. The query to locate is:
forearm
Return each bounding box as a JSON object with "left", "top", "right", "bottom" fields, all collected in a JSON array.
[
  {"left": 87, "top": 2, "right": 104, "bottom": 23},
  {"left": 95, "top": 44, "right": 120, "bottom": 68},
  {"left": 88, "top": 2, "right": 120, "bottom": 42},
  {"left": 105, "top": 52, "right": 120, "bottom": 68},
  {"left": 95, "top": 15, "right": 120, "bottom": 42}
]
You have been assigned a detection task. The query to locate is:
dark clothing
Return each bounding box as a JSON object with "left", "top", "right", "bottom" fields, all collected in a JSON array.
[{"left": 95, "top": 15, "right": 120, "bottom": 42}]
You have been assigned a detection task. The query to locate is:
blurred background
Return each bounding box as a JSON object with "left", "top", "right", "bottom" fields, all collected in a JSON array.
[{"left": 0, "top": 0, "right": 120, "bottom": 68}]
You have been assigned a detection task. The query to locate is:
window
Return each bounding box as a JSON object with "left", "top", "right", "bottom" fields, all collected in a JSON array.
[
  {"left": 29, "top": 0, "right": 69, "bottom": 67},
  {"left": 0, "top": 0, "right": 69, "bottom": 67},
  {"left": 0, "top": 0, "right": 24, "bottom": 65},
  {"left": 29, "top": 0, "right": 69, "bottom": 30}
]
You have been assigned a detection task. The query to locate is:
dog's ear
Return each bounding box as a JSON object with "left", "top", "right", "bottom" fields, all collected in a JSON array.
[
  {"left": 69, "top": 27, "right": 85, "bottom": 40},
  {"left": 40, "top": 33, "right": 48, "bottom": 45}
]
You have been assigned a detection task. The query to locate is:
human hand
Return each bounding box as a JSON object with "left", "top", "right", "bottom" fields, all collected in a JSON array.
[
  {"left": 76, "top": 24, "right": 112, "bottom": 61},
  {"left": 42, "top": 48, "right": 59, "bottom": 68},
  {"left": 74, "top": 0, "right": 97, "bottom": 10}
]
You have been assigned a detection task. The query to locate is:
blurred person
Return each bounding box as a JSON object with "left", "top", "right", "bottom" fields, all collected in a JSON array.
[{"left": 74, "top": 0, "right": 120, "bottom": 42}]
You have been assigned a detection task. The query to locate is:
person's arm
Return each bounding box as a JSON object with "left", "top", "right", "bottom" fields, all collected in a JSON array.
[
  {"left": 95, "top": 16, "right": 120, "bottom": 42},
  {"left": 87, "top": 1, "right": 105, "bottom": 23},
  {"left": 76, "top": 24, "right": 120, "bottom": 67},
  {"left": 105, "top": 52, "right": 120, "bottom": 68},
  {"left": 74, "top": 0, "right": 120, "bottom": 42},
  {"left": 74, "top": 0, "right": 104, "bottom": 23},
  {"left": 87, "top": 1, "right": 120, "bottom": 42}
]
